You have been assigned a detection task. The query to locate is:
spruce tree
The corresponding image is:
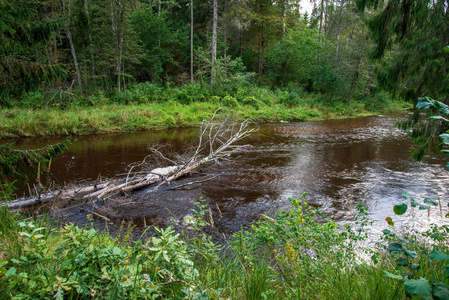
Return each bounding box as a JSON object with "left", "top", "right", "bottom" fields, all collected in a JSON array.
[
  {"left": 0, "top": 0, "right": 66, "bottom": 105},
  {"left": 0, "top": 138, "right": 70, "bottom": 201},
  {"left": 358, "top": 0, "right": 449, "bottom": 160}
]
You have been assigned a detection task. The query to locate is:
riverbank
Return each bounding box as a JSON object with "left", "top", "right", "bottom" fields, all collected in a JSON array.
[{"left": 0, "top": 87, "right": 409, "bottom": 139}]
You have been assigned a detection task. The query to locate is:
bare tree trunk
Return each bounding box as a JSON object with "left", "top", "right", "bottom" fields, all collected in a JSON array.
[
  {"left": 62, "top": 1, "right": 82, "bottom": 90},
  {"left": 319, "top": 0, "right": 324, "bottom": 36},
  {"left": 283, "top": 0, "right": 288, "bottom": 35},
  {"left": 211, "top": 0, "right": 218, "bottom": 84},
  {"left": 334, "top": 0, "right": 344, "bottom": 76},
  {"left": 84, "top": 0, "right": 96, "bottom": 83},
  {"left": 111, "top": 0, "right": 120, "bottom": 92},
  {"left": 191, "top": 0, "right": 194, "bottom": 83},
  {"left": 258, "top": 25, "right": 265, "bottom": 78},
  {"left": 158, "top": 0, "right": 161, "bottom": 48},
  {"left": 117, "top": 1, "right": 124, "bottom": 93},
  {"left": 223, "top": 0, "right": 227, "bottom": 60}
]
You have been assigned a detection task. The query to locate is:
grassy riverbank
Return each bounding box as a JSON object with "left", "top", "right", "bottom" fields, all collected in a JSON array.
[
  {"left": 1, "top": 195, "right": 448, "bottom": 299},
  {"left": 0, "top": 84, "right": 409, "bottom": 138}
]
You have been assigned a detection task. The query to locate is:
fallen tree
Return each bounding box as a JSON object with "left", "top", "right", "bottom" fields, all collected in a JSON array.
[{"left": 3, "top": 110, "right": 254, "bottom": 211}]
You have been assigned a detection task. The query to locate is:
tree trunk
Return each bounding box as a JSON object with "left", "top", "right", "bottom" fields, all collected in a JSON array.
[
  {"left": 319, "top": 0, "right": 324, "bottom": 36},
  {"left": 211, "top": 0, "right": 218, "bottom": 84},
  {"left": 348, "top": 39, "right": 366, "bottom": 103},
  {"left": 283, "top": 0, "right": 288, "bottom": 35},
  {"left": 334, "top": 0, "right": 345, "bottom": 76},
  {"left": 117, "top": 1, "right": 124, "bottom": 93},
  {"left": 258, "top": 25, "right": 265, "bottom": 78},
  {"left": 191, "top": 0, "right": 194, "bottom": 83},
  {"left": 111, "top": 0, "right": 119, "bottom": 92},
  {"left": 62, "top": 1, "right": 82, "bottom": 90},
  {"left": 84, "top": 0, "right": 96, "bottom": 83},
  {"left": 223, "top": 0, "right": 227, "bottom": 60}
]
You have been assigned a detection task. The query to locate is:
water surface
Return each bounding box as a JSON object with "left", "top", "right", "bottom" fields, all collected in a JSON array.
[{"left": 9, "top": 116, "right": 449, "bottom": 238}]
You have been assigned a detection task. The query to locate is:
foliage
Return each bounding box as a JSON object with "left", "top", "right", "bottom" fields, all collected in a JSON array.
[
  {"left": 400, "top": 97, "right": 449, "bottom": 165},
  {"left": 0, "top": 0, "right": 386, "bottom": 108},
  {"left": 380, "top": 193, "right": 449, "bottom": 299},
  {"left": 265, "top": 26, "right": 323, "bottom": 89},
  {"left": 130, "top": 8, "right": 189, "bottom": 83},
  {"left": 0, "top": 83, "right": 406, "bottom": 139},
  {"left": 3, "top": 191, "right": 449, "bottom": 299},
  {"left": 0, "top": 0, "right": 66, "bottom": 105},
  {"left": 358, "top": 0, "right": 449, "bottom": 103},
  {"left": 0, "top": 138, "right": 70, "bottom": 201}
]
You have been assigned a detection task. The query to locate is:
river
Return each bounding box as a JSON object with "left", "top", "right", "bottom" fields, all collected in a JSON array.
[{"left": 8, "top": 115, "right": 449, "bottom": 240}]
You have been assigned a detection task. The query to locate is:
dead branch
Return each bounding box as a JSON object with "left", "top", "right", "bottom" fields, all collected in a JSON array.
[
  {"left": 3, "top": 109, "right": 254, "bottom": 209},
  {"left": 168, "top": 176, "right": 216, "bottom": 190}
]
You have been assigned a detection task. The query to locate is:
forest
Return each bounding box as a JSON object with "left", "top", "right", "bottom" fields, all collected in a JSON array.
[
  {"left": 2, "top": 0, "right": 449, "bottom": 299},
  {"left": 2, "top": 0, "right": 447, "bottom": 111}
]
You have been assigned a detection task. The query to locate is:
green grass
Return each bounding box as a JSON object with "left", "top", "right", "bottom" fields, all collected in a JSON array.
[{"left": 0, "top": 84, "right": 409, "bottom": 139}]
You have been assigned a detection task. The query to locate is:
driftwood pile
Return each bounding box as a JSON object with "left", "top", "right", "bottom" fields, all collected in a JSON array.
[{"left": 4, "top": 111, "right": 254, "bottom": 211}]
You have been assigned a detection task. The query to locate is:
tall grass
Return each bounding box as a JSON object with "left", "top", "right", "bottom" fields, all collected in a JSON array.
[{"left": 0, "top": 83, "right": 408, "bottom": 138}]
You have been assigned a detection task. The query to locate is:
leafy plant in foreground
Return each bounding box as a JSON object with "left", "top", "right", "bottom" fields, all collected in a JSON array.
[{"left": 382, "top": 192, "right": 449, "bottom": 299}]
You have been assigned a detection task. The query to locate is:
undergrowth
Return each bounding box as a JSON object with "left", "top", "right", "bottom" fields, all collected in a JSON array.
[{"left": 1, "top": 193, "right": 447, "bottom": 299}]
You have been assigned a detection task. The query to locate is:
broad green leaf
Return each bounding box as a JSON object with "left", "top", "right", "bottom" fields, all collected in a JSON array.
[
  {"left": 429, "top": 250, "right": 449, "bottom": 261},
  {"left": 389, "top": 242, "right": 404, "bottom": 254},
  {"left": 433, "top": 282, "right": 449, "bottom": 300},
  {"left": 416, "top": 97, "right": 434, "bottom": 110},
  {"left": 440, "top": 134, "right": 449, "bottom": 144},
  {"left": 394, "top": 204, "right": 408, "bottom": 215},
  {"left": 430, "top": 116, "right": 449, "bottom": 122},
  {"left": 383, "top": 270, "right": 403, "bottom": 280},
  {"left": 410, "top": 263, "right": 421, "bottom": 271},
  {"left": 5, "top": 267, "right": 16, "bottom": 277},
  {"left": 113, "top": 247, "right": 121, "bottom": 256},
  {"left": 434, "top": 101, "right": 449, "bottom": 114},
  {"left": 382, "top": 229, "right": 393, "bottom": 236},
  {"left": 411, "top": 199, "right": 418, "bottom": 208},
  {"left": 444, "top": 46, "right": 449, "bottom": 53},
  {"left": 424, "top": 198, "right": 439, "bottom": 206},
  {"left": 405, "top": 250, "right": 418, "bottom": 258},
  {"left": 447, "top": 265, "right": 449, "bottom": 276},
  {"left": 404, "top": 278, "right": 432, "bottom": 296},
  {"left": 396, "top": 257, "right": 409, "bottom": 266}
]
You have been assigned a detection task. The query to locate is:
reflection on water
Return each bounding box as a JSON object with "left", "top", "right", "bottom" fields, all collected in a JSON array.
[{"left": 7, "top": 116, "right": 449, "bottom": 237}]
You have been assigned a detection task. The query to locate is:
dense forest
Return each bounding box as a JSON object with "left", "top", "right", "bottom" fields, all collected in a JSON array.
[
  {"left": 2, "top": 1, "right": 449, "bottom": 299},
  {"left": 2, "top": 0, "right": 446, "bottom": 108}
]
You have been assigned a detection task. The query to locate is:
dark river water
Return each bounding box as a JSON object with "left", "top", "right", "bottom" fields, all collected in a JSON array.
[{"left": 8, "top": 115, "right": 449, "bottom": 239}]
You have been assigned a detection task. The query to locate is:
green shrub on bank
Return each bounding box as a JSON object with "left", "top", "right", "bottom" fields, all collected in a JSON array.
[
  {"left": 4, "top": 192, "right": 448, "bottom": 299},
  {"left": 0, "top": 215, "right": 199, "bottom": 299}
]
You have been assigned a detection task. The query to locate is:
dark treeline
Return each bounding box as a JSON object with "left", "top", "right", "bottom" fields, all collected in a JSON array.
[{"left": 0, "top": 0, "right": 448, "bottom": 108}]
